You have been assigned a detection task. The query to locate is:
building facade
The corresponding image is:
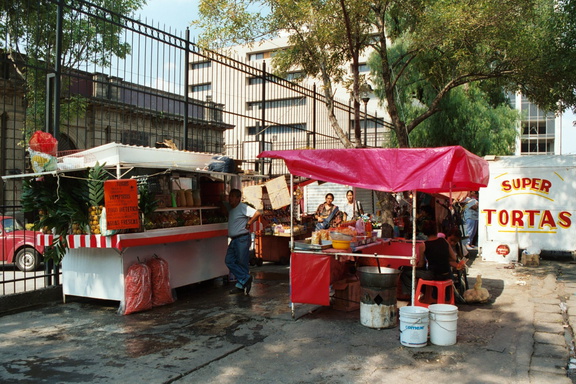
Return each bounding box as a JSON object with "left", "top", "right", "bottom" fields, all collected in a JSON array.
[
  {"left": 187, "top": 35, "right": 391, "bottom": 175},
  {"left": 510, "top": 93, "right": 561, "bottom": 155}
]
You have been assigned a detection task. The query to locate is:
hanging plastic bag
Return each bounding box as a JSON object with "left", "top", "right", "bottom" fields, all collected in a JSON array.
[
  {"left": 122, "top": 261, "right": 152, "bottom": 315},
  {"left": 146, "top": 255, "right": 175, "bottom": 307},
  {"left": 99, "top": 207, "right": 119, "bottom": 236},
  {"left": 29, "top": 130, "right": 58, "bottom": 156},
  {"left": 355, "top": 218, "right": 366, "bottom": 236},
  {"left": 28, "top": 149, "right": 57, "bottom": 173}
]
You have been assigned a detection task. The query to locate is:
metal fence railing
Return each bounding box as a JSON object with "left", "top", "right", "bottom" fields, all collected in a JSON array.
[{"left": 0, "top": 0, "right": 391, "bottom": 297}]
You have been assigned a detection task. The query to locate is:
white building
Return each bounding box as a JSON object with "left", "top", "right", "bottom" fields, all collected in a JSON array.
[
  {"left": 188, "top": 35, "right": 576, "bottom": 170},
  {"left": 187, "top": 35, "right": 390, "bottom": 174},
  {"left": 510, "top": 93, "right": 576, "bottom": 155}
]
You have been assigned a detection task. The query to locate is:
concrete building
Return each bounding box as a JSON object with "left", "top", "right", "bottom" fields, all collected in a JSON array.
[
  {"left": 190, "top": 35, "right": 576, "bottom": 164},
  {"left": 510, "top": 92, "right": 576, "bottom": 155},
  {"left": 188, "top": 35, "right": 391, "bottom": 174}
]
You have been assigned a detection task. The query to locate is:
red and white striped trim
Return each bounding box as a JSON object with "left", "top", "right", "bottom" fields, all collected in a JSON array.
[
  {"left": 36, "top": 229, "right": 228, "bottom": 251},
  {"left": 67, "top": 234, "right": 119, "bottom": 249}
]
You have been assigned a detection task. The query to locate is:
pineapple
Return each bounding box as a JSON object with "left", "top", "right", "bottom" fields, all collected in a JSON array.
[{"left": 87, "top": 162, "right": 108, "bottom": 234}]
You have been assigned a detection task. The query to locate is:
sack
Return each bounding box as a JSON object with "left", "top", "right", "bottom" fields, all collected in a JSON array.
[
  {"left": 207, "top": 156, "right": 236, "bottom": 173},
  {"left": 123, "top": 262, "right": 152, "bottom": 315},
  {"left": 146, "top": 256, "right": 175, "bottom": 307}
]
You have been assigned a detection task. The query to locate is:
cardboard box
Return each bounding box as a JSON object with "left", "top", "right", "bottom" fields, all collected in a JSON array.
[{"left": 332, "top": 278, "right": 360, "bottom": 312}]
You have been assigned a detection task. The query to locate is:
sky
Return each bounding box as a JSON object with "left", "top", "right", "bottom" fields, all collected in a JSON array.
[
  {"left": 135, "top": 0, "right": 576, "bottom": 155},
  {"left": 136, "top": 0, "right": 201, "bottom": 36}
]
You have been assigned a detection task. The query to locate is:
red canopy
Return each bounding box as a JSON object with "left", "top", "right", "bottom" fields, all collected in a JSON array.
[{"left": 258, "top": 146, "right": 488, "bottom": 193}]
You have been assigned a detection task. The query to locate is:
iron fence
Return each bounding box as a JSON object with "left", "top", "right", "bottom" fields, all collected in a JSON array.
[{"left": 0, "top": 0, "right": 390, "bottom": 296}]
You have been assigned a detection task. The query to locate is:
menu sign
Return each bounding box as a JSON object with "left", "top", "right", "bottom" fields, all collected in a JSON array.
[{"left": 104, "top": 179, "right": 140, "bottom": 230}]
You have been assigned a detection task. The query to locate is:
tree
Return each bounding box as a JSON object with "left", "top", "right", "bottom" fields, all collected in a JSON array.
[
  {"left": 195, "top": 0, "right": 374, "bottom": 148},
  {"left": 370, "top": 0, "right": 576, "bottom": 147},
  {"left": 405, "top": 84, "right": 519, "bottom": 155},
  {"left": 194, "top": 0, "right": 576, "bottom": 149},
  {"left": 370, "top": 42, "right": 519, "bottom": 154},
  {"left": 0, "top": 0, "right": 145, "bottom": 141}
]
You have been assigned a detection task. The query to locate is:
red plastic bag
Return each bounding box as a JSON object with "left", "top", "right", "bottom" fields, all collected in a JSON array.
[
  {"left": 29, "top": 130, "right": 58, "bottom": 156},
  {"left": 146, "top": 256, "right": 175, "bottom": 306},
  {"left": 123, "top": 262, "right": 152, "bottom": 315}
]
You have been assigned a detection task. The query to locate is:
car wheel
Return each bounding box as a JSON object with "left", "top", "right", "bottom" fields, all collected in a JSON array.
[{"left": 15, "top": 247, "right": 41, "bottom": 272}]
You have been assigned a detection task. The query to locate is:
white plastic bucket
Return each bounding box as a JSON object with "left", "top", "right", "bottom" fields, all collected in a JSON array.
[
  {"left": 429, "top": 304, "right": 458, "bottom": 346},
  {"left": 399, "top": 306, "right": 429, "bottom": 347}
]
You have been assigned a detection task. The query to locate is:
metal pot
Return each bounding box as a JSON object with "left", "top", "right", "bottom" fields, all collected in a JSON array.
[{"left": 358, "top": 266, "right": 401, "bottom": 289}]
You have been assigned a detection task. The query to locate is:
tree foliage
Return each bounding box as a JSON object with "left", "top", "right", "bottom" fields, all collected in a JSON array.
[
  {"left": 194, "top": 0, "right": 576, "bottom": 150},
  {"left": 405, "top": 84, "right": 519, "bottom": 155}
]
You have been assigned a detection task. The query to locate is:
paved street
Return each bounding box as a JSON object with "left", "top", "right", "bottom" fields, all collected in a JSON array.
[{"left": 0, "top": 253, "right": 575, "bottom": 384}]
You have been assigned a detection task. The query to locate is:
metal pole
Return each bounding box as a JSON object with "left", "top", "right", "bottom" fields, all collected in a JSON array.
[
  {"left": 183, "top": 28, "right": 190, "bottom": 150},
  {"left": 52, "top": 0, "right": 64, "bottom": 139},
  {"left": 260, "top": 62, "right": 266, "bottom": 172},
  {"left": 312, "top": 84, "right": 317, "bottom": 149},
  {"left": 363, "top": 101, "right": 368, "bottom": 147},
  {"left": 411, "top": 190, "right": 417, "bottom": 306}
]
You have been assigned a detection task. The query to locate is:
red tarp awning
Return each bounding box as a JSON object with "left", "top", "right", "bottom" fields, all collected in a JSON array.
[{"left": 258, "top": 146, "right": 489, "bottom": 193}]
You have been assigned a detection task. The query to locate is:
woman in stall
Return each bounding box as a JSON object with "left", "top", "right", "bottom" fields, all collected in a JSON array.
[
  {"left": 342, "top": 189, "right": 364, "bottom": 221},
  {"left": 314, "top": 193, "right": 342, "bottom": 230}
]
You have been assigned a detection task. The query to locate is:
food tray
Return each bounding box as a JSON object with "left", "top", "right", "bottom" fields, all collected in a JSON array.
[{"left": 294, "top": 239, "right": 332, "bottom": 251}]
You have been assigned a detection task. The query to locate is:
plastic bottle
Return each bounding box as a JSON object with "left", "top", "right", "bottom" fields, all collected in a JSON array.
[{"left": 365, "top": 221, "right": 372, "bottom": 238}]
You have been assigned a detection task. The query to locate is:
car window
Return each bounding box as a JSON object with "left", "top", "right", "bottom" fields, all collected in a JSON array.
[{"left": 1, "top": 218, "right": 22, "bottom": 233}]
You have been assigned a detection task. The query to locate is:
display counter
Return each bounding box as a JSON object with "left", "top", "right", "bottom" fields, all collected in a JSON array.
[
  {"left": 38, "top": 224, "right": 228, "bottom": 306},
  {"left": 290, "top": 239, "right": 421, "bottom": 306},
  {"left": 254, "top": 229, "right": 308, "bottom": 265}
]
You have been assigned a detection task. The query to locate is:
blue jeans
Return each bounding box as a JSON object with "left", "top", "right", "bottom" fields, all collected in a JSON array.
[
  {"left": 465, "top": 218, "right": 478, "bottom": 246},
  {"left": 225, "top": 234, "right": 251, "bottom": 288}
]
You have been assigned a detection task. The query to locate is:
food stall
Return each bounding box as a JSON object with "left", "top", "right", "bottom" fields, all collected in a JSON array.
[
  {"left": 258, "top": 146, "right": 489, "bottom": 311},
  {"left": 243, "top": 176, "right": 311, "bottom": 265},
  {"left": 4, "top": 143, "right": 264, "bottom": 310}
]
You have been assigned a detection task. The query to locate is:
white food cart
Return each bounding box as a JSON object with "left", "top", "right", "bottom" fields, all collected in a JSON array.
[{"left": 6, "top": 143, "right": 264, "bottom": 308}]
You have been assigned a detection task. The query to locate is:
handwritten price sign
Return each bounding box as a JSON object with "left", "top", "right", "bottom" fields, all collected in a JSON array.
[{"left": 104, "top": 179, "right": 140, "bottom": 230}]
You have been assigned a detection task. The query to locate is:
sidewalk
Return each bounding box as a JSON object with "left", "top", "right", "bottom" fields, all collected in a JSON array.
[{"left": 0, "top": 254, "right": 574, "bottom": 384}]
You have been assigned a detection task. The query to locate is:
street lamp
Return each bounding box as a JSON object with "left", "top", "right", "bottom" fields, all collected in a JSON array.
[{"left": 360, "top": 83, "right": 372, "bottom": 147}]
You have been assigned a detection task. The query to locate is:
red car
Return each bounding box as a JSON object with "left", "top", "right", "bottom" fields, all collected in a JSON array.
[{"left": 0, "top": 216, "right": 44, "bottom": 272}]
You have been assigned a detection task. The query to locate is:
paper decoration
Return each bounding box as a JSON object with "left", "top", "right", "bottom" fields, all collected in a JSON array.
[{"left": 266, "top": 176, "right": 291, "bottom": 209}]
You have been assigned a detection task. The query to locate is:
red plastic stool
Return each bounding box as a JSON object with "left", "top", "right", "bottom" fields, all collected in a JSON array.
[{"left": 414, "top": 279, "right": 455, "bottom": 308}]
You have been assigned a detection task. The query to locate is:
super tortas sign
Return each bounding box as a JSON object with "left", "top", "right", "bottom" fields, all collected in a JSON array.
[{"left": 479, "top": 156, "right": 576, "bottom": 252}]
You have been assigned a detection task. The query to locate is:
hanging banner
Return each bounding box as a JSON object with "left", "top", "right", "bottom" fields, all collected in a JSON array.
[{"left": 104, "top": 179, "right": 140, "bottom": 230}]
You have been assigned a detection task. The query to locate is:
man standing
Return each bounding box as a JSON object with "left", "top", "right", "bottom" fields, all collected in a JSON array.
[
  {"left": 463, "top": 191, "right": 479, "bottom": 250},
  {"left": 225, "top": 189, "right": 261, "bottom": 295}
]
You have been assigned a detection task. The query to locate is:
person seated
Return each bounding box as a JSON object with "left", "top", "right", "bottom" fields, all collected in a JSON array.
[
  {"left": 400, "top": 221, "right": 463, "bottom": 299},
  {"left": 314, "top": 193, "right": 341, "bottom": 230}
]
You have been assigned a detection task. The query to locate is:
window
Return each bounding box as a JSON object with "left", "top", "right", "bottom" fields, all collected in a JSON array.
[
  {"left": 286, "top": 72, "right": 304, "bottom": 81},
  {"left": 190, "top": 83, "right": 211, "bottom": 93},
  {"left": 247, "top": 98, "right": 306, "bottom": 110},
  {"left": 248, "top": 50, "right": 276, "bottom": 61},
  {"left": 248, "top": 77, "right": 263, "bottom": 85},
  {"left": 121, "top": 130, "right": 149, "bottom": 146},
  {"left": 191, "top": 61, "right": 211, "bottom": 70},
  {"left": 359, "top": 63, "right": 370, "bottom": 73},
  {"left": 247, "top": 123, "right": 306, "bottom": 136}
]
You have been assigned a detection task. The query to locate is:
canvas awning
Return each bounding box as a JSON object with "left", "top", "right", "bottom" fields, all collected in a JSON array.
[
  {"left": 258, "top": 146, "right": 489, "bottom": 308},
  {"left": 257, "top": 146, "right": 489, "bottom": 194}
]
